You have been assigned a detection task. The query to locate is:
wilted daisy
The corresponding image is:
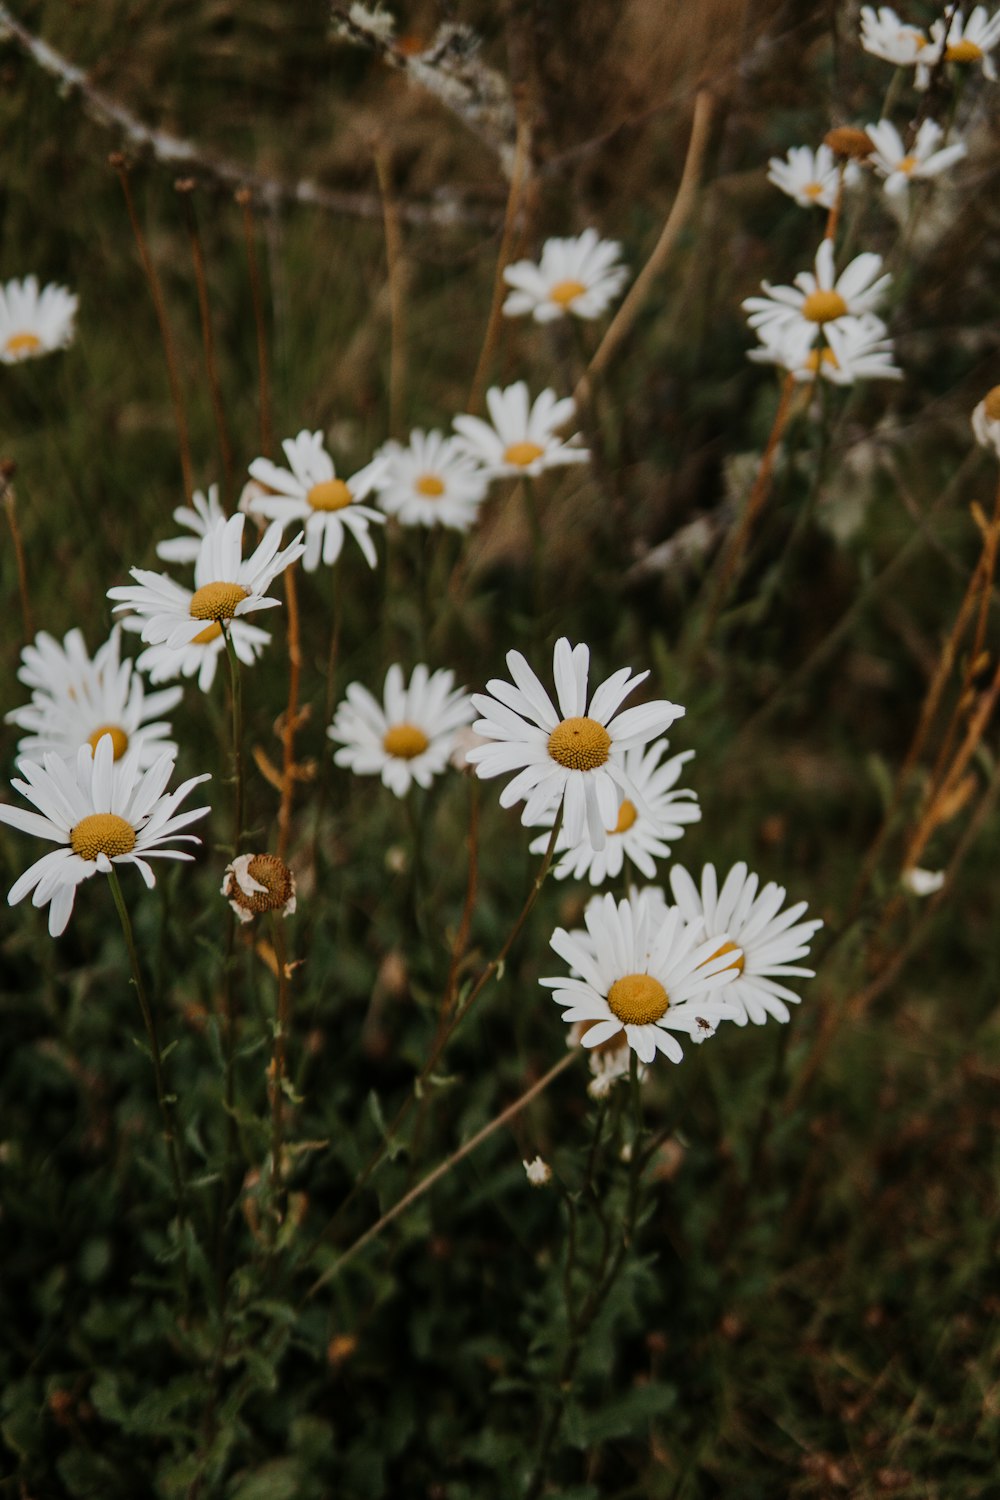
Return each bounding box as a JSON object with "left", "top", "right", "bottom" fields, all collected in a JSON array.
[
  {"left": 859, "top": 5, "right": 929, "bottom": 64},
  {"left": 466, "top": 638, "right": 685, "bottom": 850},
  {"left": 452, "top": 383, "right": 588, "bottom": 479},
  {"left": 972, "top": 385, "right": 1000, "bottom": 456},
  {"left": 108, "top": 514, "right": 304, "bottom": 654},
  {"left": 6, "top": 625, "right": 182, "bottom": 770},
  {"left": 767, "top": 144, "right": 846, "bottom": 209},
  {"left": 156, "top": 484, "right": 226, "bottom": 564},
  {"left": 502, "top": 229, "right": 628, "bottom": 322},
  {"left": 669, "top": 861, "right": 822, "bottom": 1027},
  {"left": 0, "top": 276, "right": 78, "bottom": 363},
  {"left": 222, "top": 853, "right": 297, "bottom": 924},
  {"left": 0, "top": 737, "right": 210, "bottom": 937},
  {"left": 328, "top": 664, "right": 475, "bottom": 797},
  {"left": 374, "top": 429, "right": 489, "bottom": 530},
  {"left": 749, "top": 312, "right": 901, "bottom": 384},
  {"left": 743, "top": 240, "right": 891, "bottom": 345},
  {"left": 543, "top": 893, "right": 740, "bottom": 1065},
  {"left": 866, "top": 118, "right": 967, "bottom": 195},
  {"left": 246, "top": 430, "right": 387, "bottom": 571},
  {"left": 529, "top": 739, "right": 700, "bottom": 885},
  {"left": 917, "top": 5, "right": 1000, "bottom": 85}
]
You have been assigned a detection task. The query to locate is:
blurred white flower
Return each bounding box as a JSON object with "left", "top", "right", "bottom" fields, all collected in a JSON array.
[
  {"left": 0, "top": 276, "right": 77, "bottom": 363},
  {"left": 502, "top": 229, "right": 628, "bottom": 322},
  {"left": 860, "top": 6, "right": 929, "bottom": 64},
  {"left": 453, "top": 383, "right": 588, "bottom": 479},
  {"left": 767, "top": 144, "right": 848, "bottom": 209},
  {"left": 156, "top": 484, "right": 226, "bottom": 564},
  {"left": 917, "top": 5, "right": 1000, "bottom": 85},
  {"left": 866, "top": 118, "right": 967, "bottom": 195},
  {"left": 328, "top": 664, "right": 475, "bottom": 797},
  {"left": 522, "top": 1156, "right": 552, "bottom": 1187},
  {"left": 247, "top": 430, "right": 387, "bottom": 570},
  {"left": 972, "top": 385, "right": 1000, "bottom": 456},
  {"left": 748, "top": 312, "right": 902, "bottom": 384},
  {"left": 374, "top": 428, "right": 488, "bottom": 530},
  {"left": 902, "top": 866, "right": 945, "bottom": 896}
]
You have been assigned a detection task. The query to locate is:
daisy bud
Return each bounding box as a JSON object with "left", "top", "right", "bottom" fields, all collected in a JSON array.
[
  {"left": 824, "top": 126, "right": 874, "bottom": 161},
  {"left": 222, "top": 853, "right": 297, "bottom": 923},
  {"left": 522, "top": 1156, "right": 552, "bottom": 1187}
]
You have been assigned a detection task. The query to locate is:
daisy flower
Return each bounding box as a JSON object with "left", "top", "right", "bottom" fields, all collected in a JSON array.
[
  {"left": 108, "top": 514, "right": 304, "bottom": 654},
  {"left": 246, "top": 430, "right": 387, "bottom": 571},
  {"left": 156, "top": 484, "right": 226, "bottom": 564},
  {"left": 917, "top": 5, "right": 1000, "bottom": 85},
  {"left": 767, "top": 144, "right": 847, "bottom": 209},
  {"left": 465, "top": 638, "right": 685, "bottom": 850},
  {"left": 542, "top": 893, "right": 741, "bottom": 1066},
  {"left": 121, "top": 617, "right": 270, "bottom": 695},
  {"left": 748, "top": 312, "right": 902, "bottom": 384},
  {"left": 222, "top": 852, "right": 297, "bottom": 924},
  {"left": 743, "top": 240, "right": 891, "bottom": 345},
  {"left": 972, "top": 385, "right": 1000, "bottom": 457},
  {"left": 452, "top": 382, "right": 589, "bottom": 479},
  {"left": 0, "top": 736, "right": 210, "bottom": 937},
  {"left": 529, "top": 739, "right": 700, "bottom": 885},
  {"left": 866, "top": 118, "right": 967, "bottom": 195},
  {"left": 6, "top": 625, "right": 182, "bottom": 770},
  {"left": 0, "top": 276, "right": 78, "bottom": 363},
  {"left": 328, "top": 664, "right": 476, "bottom": 797},
  {"left": 859, "top": 6, "right": 929, "bottom": 64},
  {"left": 374, "top": 429, "right": 489, "bottom": 530},
  {"left": 501, "top": 229, "right": 628, "bottom": 322},
  {"left": 668, "top": 861, "right": 822, "bottom": 1027}
]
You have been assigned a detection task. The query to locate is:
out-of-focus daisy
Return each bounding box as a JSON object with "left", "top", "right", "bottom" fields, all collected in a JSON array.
[
  {"left": 222, "top": 852, "right": 297, "bottom": 924},
  {"left": 502, "top": 229, "right": 628, "bottom": 322},
  {"left": 6, "top": 625, "right": 182, "bottom": 770},
  {"left": 0, "top": 737, "right": 210, "bottom": 937},
  {"left": 156, "top": 484, "right": 226, "bottom": 564},
  {"left": 246, "top": 430, "right": 387, "bottom": 571},
  {"left": 0, "top": 276, "right": 77, "bottom": 363},
  {"left": 749, "top": 312, "right": 902, "bottom": 384},
  {"left": 767, "top": 144, "right": 849, "bottom": 209},
  {"left": 543, "top": 892, "right": 741, "bottom": 1066},
  {"left": 860, "top": 6, "right": 929, "bottom": 64},
  {"left": 529, "top": 739, "right": 700, "bottom": 885},
  {"left": 972, "top": 385, "right": 1000, "bottom": 456},
  {"left": 669, "top": 861, "right": 822, "bottom": 1027},
  {"left": 866, "top": 118, "right": 967, "bottom": 194},
  {"left": 328, "top": 664, "right": 475, "bottom": 797},
  {"left": 466, "top": 638, "right": 685, "bottom": 850},
  {"left": 918, "top": 5, "right": 1000, "bottom": 85},
  {"left": 452, "top": 383, "right": 588, "bottom": 479},
  {"left": 902, "top": 865, "right": 945, "bottom": 896},
  {"left": 108, "top": 514, "right": 304, "bottom": 653},
  {"left": 743, "top": 240, "right": 891, "bottom": 345},
  {"left": 373, "top": 429, "right": 489, "bottom": 530},
  {"left": 522, "top": 1156, "right": 552, "bottom": 1186}
]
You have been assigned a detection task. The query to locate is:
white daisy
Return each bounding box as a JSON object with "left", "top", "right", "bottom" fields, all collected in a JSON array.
[
  {"left": 156, "top": 484, "right": 226, "bottom": 564},
  {"left": 767, "top": 144, "right": 845, "bottom": 209},
  {"left": 972, "top": 385, "right": 1000, "bottom": 457},
  {"left": 6, "top": 625, "right": 182, "bottom": 770},
  {"left": 465, "top": 638, "right": 685, "bottom": 851},
  {"left": 859, "top": 6, "right": 929, "bottom": 64},
  {"left": 542, "top": 892, "right": 741, "bottom": 1066},
  {"left": 743, "top": 240, "right": 892, "bottom": 345},
  {"left": 373, "top": 429, "right": 489, "bottom": 531},
  {"left": 917, "top": 5, "right": 1000, "bottom": 85},
  {"left": 529, "top": 739, "right": 700, "bottom": 885},
  {"left": 669, "top": 861, "right": 822, "bottom": 1027},
  {"left": 328, "top": 663, "right": 476, "bottom": 798},
  {"left": 0, "top": 276, "right": 78, "bottom": 363},
  {"left": 866, "top": 118, "right": 967, "bottom": 195},
  {"left": 246, "top": 430, "right": 387, "bottom": 571},
  {"left": 0, "top": 736, "right": 210, "bottom": 937},
  {"left": 501, "top": 229, "right": 628, "bottom": 322},
  {"left": 452, "top": 382, "right": 589, "bottom": 479},
  {"left": 108, "top": 514, "right": 304, "bottom": 654},
  {"left": 121, "top": 616, "right": 271, "bottom": 695},
  {"left": 748, "top": 312, "right": 902, "bottom": 384}
]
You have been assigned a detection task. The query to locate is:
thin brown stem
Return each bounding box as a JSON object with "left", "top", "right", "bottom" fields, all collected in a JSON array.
[
  {"left": 176, "top": 181, "right": 235, "bottom": 504},
  {"left": 236, "top": 188, "right": 273, "bottom": 458},
  {"left": 2, "top": 463, "right": 34, "bottom": 643},
  {"left": 277, "top": 561, "right": 302, "bottom": 863},
  {"left": 467, "top": 118, "right": 533, "bottom": 413}
]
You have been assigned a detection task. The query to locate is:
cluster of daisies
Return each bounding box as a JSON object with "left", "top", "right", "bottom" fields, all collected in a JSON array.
[{"left": 861, "top": 4, "right": 1000, "bottom": 84}]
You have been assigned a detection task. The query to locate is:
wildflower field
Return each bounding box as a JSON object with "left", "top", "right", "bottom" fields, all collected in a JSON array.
[{"left": 2, "top": 1, "right": 999, "bottom": 1495}]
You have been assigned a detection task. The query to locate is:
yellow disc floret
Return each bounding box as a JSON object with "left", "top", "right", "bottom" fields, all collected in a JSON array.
[
  {"left": 607, "top": 972, "right": 669, "bottom": 1026},
  {"left": 415, "top": 474, "right": 445, "bottom": 497},
  {"left": 5, "top": 332, "right": 43, "bottom": 357},
  {"left": 612, "top": 799, "right": 638, "bottom": 835},
  {"left": 549, "top": 279, "right": 588, "bottom": 307},
  {"left": 802, "top": 289, "right": 848, "bottom": 324},
  {"left": 70, "top": 812, "right": 137, "bottom": 862},
  {"left": 982, "top": 386, "right": 1000, "bottom": 422},
  {"left": 189, "top": 582, "right": 249, "bottom": 621},
  {"left": 946, "top": 39, "right": 983, "bottom": 62},
  {"left": 803, "top": 182, "right": 825, "bottom": 200},
  {"left": 87, "top": 725, "right": 130, "bottom": 760},
  {"left": 383, "top": 723, "right": 430, "bottom": 759},
  {"left": 547, "top": 716, "right": 611, "bottom": 771},
  {"left": 307, "top": 479, "right": 353, "bottom": 511},
  {"left": 191, "top": 622, "right": 224, "bottom": 646},
  {"left": 503, "top": 441, "right": 545, "bottom": 467}
]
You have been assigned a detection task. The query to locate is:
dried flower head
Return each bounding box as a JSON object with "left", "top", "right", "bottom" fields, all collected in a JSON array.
[
  {"left": 222, "top": 853, "right": 297, "bottom": 923},
  {"left": 824, "top": 126, "right": 875, "bottom": 161}
]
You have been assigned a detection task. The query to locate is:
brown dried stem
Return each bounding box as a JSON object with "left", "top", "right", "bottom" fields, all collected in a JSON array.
[
  {"left": 467, "top": 118, "right": 533, "bottom": 413},
  {"left": 276, "top": 561, "right": 302, "bottom": 864},
  {"left": 237, "top": 189, "right": 273, "bottom": 460},
  {"left": 176, "top": 182, "right": 235, "bottom": 504}
]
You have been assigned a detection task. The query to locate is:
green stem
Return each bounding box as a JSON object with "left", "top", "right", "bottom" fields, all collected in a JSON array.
[{"left": 267, "top": 915, "right": 293, "bottom": 1239}]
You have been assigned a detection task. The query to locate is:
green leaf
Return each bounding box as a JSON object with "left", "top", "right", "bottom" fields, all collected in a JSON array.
[{"left": 227, "top": 1458, "right": 301, "bottom": 1500}]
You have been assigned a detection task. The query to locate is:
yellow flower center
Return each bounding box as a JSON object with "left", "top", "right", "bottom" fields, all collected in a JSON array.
[
  {"left": 611, "top": 799, "right": 638, "bottom": 835},
  {"left": 549, "top": 278, "right": 588, "bottom": 307},
  {"left": 503, "top": 441, "right": 545, "bottom": 468},
  {"left": 946, "top": 39, "right": 983, "bottom": 63},
  {"left": 907, "top": 30, "right": 927, "bottom": 50},
  {"left": 547, "top": 716, "right": 611, "bottom": 771},
  {"left": 70, "top": 812, "right": 137, "bottom": 862},
  {"left": 704, "top": 939, "right": 745, "bottom": 975},
  {"left": 607, "top": 973, "right": 669, "bottom": 1026},
  {"left": 383, "top": 723, "right": 430, "bottom": 759},
  {"left": 801, "top": 289, "right": 848, "bottom": 324},
  {"left": 803, "top": 346, "right": 839, "bottom": 373},
  {"left": 189, "top": 581, "right": 249, "bottom": 621},
  {"left": 191, "top": 621, "right": 224, "bottom": 646},
  {"left": 307, "top": 479, "right": 353, "bottom": 511},
  {"left": 982, "top": 386, "right": 1000, "bottom": 422},
  {"left": 5, "top": 331, "right": 42, "bottom": 356},
  {"left": 803, "top": 181, "right": 825, "bottom": 200},
  {"left": 898, "top": 154, "right": 919, "bottom": 175},
  {"left": 86, "top": 724, "right": 130, "bottom": 760},
  {"left": 415, "top": 473, "right": 445, "bottom": 497}
]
